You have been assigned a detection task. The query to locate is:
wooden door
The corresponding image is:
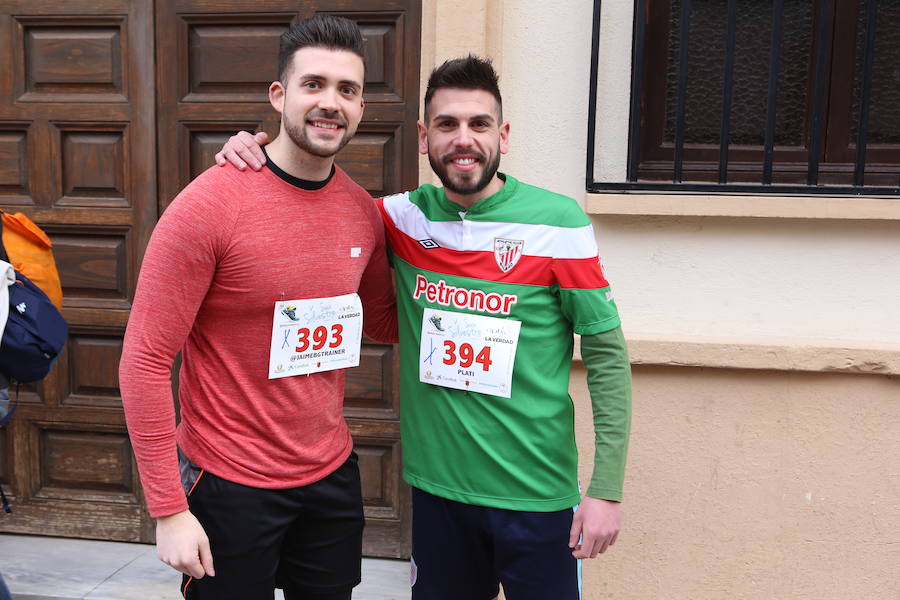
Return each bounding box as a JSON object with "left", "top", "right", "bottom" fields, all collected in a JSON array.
[
  {"left": 0, "top": 0, "right": 157, "bottom": 541},
  {"left": 1, "top": 0, "right": 419, "bottom": 559}
]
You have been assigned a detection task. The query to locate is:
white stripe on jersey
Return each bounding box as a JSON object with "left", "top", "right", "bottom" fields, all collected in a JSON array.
[{"left": 382, "top": 192, "right": 598, "bottom": 259}]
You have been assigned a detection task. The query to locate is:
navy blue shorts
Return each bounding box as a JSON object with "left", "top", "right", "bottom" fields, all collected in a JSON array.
[{"left": 410, "top": 487, "right": 581, "bottom": 600}]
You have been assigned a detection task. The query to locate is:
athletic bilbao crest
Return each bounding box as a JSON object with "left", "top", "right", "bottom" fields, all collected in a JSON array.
[{"left": 493, "top": 238, "right": 524, "bottom": 273}]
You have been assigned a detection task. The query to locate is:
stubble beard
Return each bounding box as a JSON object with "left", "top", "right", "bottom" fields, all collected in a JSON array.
[
  {"left": 429, "top": 147, "right": 501, "bottom": 196},
  {"left": 283, "top": 110, "right": 353, "bottom": 159}
]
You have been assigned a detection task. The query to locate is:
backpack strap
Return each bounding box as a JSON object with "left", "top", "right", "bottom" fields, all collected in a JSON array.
[
  {"left": 0, "top": 377, "right": 17, "bottom": 427},
  {"left": 0, "top": 212, "right": 8, "bottom": 263},
  {"left": 0, "top": 380, "right": 14, "bottom": 513},
  {"left": 0, "top": 221, "right": 19, "bottom": 513},
  {"left": 0, "top": 395, "right": 16, "bottom": 428}
]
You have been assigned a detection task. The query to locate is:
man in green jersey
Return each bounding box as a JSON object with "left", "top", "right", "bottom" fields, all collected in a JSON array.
[{"left": 216, "top": 55, "right": 631, "bottom": 600}]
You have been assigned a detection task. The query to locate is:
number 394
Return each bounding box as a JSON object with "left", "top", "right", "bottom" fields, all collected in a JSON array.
[{"left": 442, "top": 341, "right": 492, "bottom": 371}]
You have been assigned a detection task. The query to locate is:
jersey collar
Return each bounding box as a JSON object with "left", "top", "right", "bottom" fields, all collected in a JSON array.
[{"left": 437, "top": 173, "right": 518, "bottom": 217}]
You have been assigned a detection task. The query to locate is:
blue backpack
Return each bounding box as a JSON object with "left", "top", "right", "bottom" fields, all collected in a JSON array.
[
  {"left": 0, "top": 268, "right": 66, "bottom": 514},
  {"left": 0, "top": 269, "right": 68, "bottom": 384},
  {"left": 0, "top": 224, "right": 67, "bottom": 513}
]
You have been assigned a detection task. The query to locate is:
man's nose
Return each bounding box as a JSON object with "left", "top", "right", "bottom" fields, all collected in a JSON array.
[
  {"left": 453, "top": 125, "right": 473, "bottom": 147},
  {"left": 317, "top": 87, "right": 340, "bottom": 112}
]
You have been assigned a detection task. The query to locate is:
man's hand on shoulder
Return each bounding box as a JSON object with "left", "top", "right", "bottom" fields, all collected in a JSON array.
[
  {"left": 156, "top": 509, "right": 215, "bottom": 578},
  {"left": 568, "top": 496, "right": 621, "bottom": 559},
  {"left": 214, "top": 131, "right": 269, "bottom": 171}
]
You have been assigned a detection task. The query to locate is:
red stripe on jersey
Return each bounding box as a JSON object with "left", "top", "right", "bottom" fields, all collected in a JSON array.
[
  {"left": 552, "top": 257, "right": 610, "bottom": 289},
  {"left": 377, "top": 199, "right": 610, "bottom": 290}
]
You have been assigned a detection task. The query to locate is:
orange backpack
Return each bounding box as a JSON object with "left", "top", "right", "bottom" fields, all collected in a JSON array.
[{"left": 0, "top": 212, "right": 63, "bottom": 309}]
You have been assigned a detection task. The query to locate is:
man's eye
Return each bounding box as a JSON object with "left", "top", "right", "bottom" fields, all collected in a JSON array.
[
  {"left": 341, "top": 87, "right": 356, "bottom": 95},
  {"left": 304, "top": 81, "right": 320, "bottom": 89}
]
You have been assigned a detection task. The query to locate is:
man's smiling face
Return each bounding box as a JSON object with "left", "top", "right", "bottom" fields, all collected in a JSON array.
[
  {"left": 270, "top": 46, "right": 365, "bottom": 158},
  {"left": 418, "top": 88, "right": 510, "bottom": 200}
]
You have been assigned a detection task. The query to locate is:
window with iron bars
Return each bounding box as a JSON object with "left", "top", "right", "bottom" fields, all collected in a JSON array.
[{"left": 587, "top": 0, "right": 900, "bottom": 194}]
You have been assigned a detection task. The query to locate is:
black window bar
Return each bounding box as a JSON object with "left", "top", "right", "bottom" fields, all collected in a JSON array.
[
  {"left": 762, "top": 0, "right": 784, "bottom": 185},
  {"left": 587, "top": 0, "right": 900, "bottom": 195}
]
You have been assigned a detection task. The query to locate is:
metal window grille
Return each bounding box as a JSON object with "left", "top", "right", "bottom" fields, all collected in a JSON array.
[{"left": 587, "top": 0, "right": 900, "bottom": 195}]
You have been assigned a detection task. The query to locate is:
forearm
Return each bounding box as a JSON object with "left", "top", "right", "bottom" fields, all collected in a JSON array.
[
  {"left": 119, "top": 353, "right": 185, "bottom": 518},
  {"left": 581, "top": 326, "right": 632, "bottom": 501}
]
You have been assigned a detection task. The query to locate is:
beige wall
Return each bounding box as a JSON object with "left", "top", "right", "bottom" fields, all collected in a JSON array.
[
  {"left": 593, "top": 215, "right": 900, "bottom": 344},
  {"left": 572, "top": 362, "right": 900, "bottom": 599},
  {"left": 420, "top": 1, "right": 900, "bottom": 598}
]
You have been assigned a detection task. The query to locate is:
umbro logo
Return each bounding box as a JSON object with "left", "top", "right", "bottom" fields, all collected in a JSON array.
[
  {"left": 15, "top": 302, "right": 26, "bottom": 314},
  {"left": 418, "top": 239, "right": 440, "bottom": 249}
]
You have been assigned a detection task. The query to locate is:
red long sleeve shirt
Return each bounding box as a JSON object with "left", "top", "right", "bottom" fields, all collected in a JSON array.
[{"left": 119, "top": 163, "right": 396, "bottom": 517}]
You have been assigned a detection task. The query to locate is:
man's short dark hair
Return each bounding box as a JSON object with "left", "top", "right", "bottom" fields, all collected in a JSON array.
[
  {"left": 278, "top": 15, "right": 366, "bottom": 82},
  {"left": 423, "top": 55, "right": 503, "bottom": 121}
]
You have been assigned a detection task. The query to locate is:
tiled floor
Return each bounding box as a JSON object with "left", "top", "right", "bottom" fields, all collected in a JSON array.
[{"left": 0, "top": 534, "right": 410, "bottom": 600}]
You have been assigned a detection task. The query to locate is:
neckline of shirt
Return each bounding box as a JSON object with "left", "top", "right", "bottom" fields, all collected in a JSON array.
[
  {"left": 262, "top": 146, "right": 335, "bottom": 191},
  {"left": 439, "top": 173, "right": 516, "bottom": 216}
]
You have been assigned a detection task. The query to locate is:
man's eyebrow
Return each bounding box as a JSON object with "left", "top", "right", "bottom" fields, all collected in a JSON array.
[{"left": 431, "top": 113, "right": 496, "bottom": 123}]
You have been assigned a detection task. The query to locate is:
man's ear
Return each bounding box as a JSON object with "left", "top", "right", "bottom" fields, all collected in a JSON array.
[
  {"left": 499, "top": 121, "right": 510, "bottom": 155},
  {"left": 269, "top": 81, "right": 285, "bottom": 114},
  {"left": 417, "top": 121, "right": 428, "bottom": 155}
]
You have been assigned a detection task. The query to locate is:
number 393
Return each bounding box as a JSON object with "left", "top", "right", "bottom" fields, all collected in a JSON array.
[{"left": 295, "top": 324, "right": 343, "bottom": 352}]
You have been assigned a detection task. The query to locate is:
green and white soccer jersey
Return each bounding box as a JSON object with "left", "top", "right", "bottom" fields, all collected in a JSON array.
[{"left": 376, "top": 174, "right": 621, "bottom": 511}]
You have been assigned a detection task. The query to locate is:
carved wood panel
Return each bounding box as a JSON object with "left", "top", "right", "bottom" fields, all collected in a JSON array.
[
  {"left": 0, "top": 0, "right": 155, "bottom": 543},
  {"left": 157, "top": 1, "right": 420, "bottom": 209}
]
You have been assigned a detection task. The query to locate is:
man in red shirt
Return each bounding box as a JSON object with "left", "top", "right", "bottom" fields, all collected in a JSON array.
[{"left": 119, "top": 15, "right": 396, "bottom": 600}]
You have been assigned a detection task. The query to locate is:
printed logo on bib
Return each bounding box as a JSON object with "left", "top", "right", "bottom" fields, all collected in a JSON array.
[
  {"left": 419, "top": 308, "right": 521, "bottom": 398},
  {"left": 268, "top": 293, "right": 363, "bottom": 379},
  {"left": 493, "top": 237, "right": 524, "bottom": 273}
]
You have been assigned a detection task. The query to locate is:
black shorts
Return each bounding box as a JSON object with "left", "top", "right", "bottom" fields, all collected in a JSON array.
[
  {"left": 180, "top": 451, "right": 364, "bottom": 600},
  {"left": 410, "top": 487, "right": 581, "bottom": 600}
]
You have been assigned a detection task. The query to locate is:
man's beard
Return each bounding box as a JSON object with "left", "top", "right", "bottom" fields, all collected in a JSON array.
[
  {"left": 283, "top": 110, "right": 353, "bottom": 158},
  {"left": 429, "top": 148, "right": 501, "bottom": 196}
]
